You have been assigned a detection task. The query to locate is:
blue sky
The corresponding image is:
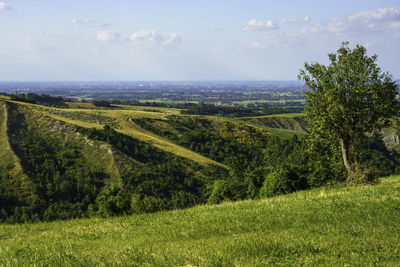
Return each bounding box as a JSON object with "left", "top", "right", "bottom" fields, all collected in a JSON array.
[{"left": 1, "top": 0, "right": 400, "bottom": 80}]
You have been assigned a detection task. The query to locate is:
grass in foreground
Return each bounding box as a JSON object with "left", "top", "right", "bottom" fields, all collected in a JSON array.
[{"left": 1, "top": 175, "right": 400, "bottom": 266}]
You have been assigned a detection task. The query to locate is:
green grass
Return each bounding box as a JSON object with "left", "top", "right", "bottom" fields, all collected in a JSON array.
[
  {"left": 113, "top": 104, "right": 182, "bottom": 115},
  {"left": 259, "top": 127, "right": 307, "bottom": 140},
  {"left": 65, "top": 102, "right": 97, "bottom": 109},
  {"left": 0, "top": 101, "right": 12, "bottom": 166},
  {"left": 232, "top": 99, "right": 305, "bottom": 105},
  {"left": 237, "top": 114, "right": 308, "bottom": 138},
  {"left": 221, "top": 114, "right": 307, "bottom": 140},
  {"left": 139, "top": 99, "right": 198, "bottom": 104},
  {"left": 231, "top": 118, "right": 306, "bottom": 140},
  {"left": 1, "top": 175, "right": 400, "bottom": 266},
  {"left": 0, "top": 101, "right": 28, "bottom": 177}
]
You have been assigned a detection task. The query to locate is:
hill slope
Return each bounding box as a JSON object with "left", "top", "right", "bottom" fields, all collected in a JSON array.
[
  {"left": 1, "top": 175, "right": 399, "bottom": 266},
  {"left": 1, "top": 99, "right": 285, "bottom": 222}
]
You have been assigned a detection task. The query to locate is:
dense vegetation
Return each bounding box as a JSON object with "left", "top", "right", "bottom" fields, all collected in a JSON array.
[
  {"left": 134, "top": 116, "right": 400, "bottom": 203},
  {"left": 92, "top": 100, "right": 112, "bottom": 107},
  {"left": 182, "top": 103, "right": 303, "bottom": 117},
  {"left": 81, "top": 125, "right": 227, "bottom": 214},
  {"left": 9, "top": 93, "right": 67, "bottom": 107}
]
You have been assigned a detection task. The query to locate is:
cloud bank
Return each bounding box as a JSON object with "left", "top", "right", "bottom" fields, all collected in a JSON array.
[
  {"left": 0, "top": 2, "right": 12, "bottom": 10},
  {"left": 130, "top": 31, "right": 182, "bottom": 46},
  {"left": 242, "top": 19, "right": 278, "bottom": 31},
  {"left": 302, "top": 7, "right": 400, "bottom": 35},
  {"left": 97, "top": 31, "right": 120, "bottom": 42},
  {"left": 96, "top": 30, "right": 183, "bottom": 49}
]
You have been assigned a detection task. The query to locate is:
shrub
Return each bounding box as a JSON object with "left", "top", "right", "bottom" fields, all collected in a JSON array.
[
  {"left": 347, "top": 163, "right": 380, "bottom": 185},
  {"left": 244, "top": 166, "right": 273, "bottom": 199},
  {"left": 208, "top": 180, "right": 232, "bottom": 204},
  {"left": 260, "top": 166, "right": 307, "bottom": 198},
  {"left": 95, "top": 184, "right": 131, "bottom": 217},
  {"left": 130, "top": 194, "right": 169, "bottom": 213}
]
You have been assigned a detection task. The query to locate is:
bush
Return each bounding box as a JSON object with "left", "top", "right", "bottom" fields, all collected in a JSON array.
[
  {"left": 244, "top": 166, "right": 273, "bottom": 199},
  {"left": 347, "top": 163, "right": 380, "bottom": 185},
  {"left": 208, "top": 180, "right": 232, "bottom": 204},
  {"left": 130, "top": 194, "right": 169, "bottom": 213},
  {"left": 95, "top": 184, "right": 131, "bottom": 217},
  {"left": 259, "top": 166, "right": 307, "bottom": 198}
]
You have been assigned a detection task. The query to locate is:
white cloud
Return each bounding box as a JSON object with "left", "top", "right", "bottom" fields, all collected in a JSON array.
[
  {"left": 302, "top": 7, "right": 400, "bottom": 35},
  {"left": 95, "top": 30, "right": 184, "bottom": 49},
  {"left": 72, "top": 18, "right": 109, "bottom": 27},
  {"left": 251, "top": 32, "right": 303, "bottom": 48},
  {"left": 242, "top": 19, "right": 278, "bottom": 31},
  {"left": 130, "top": 31, "right": 183, "bottom": 47},
  {"left": 0, "top": 2, "right": 12, "bottom": 10},
  {"left": 280, "top": 16, "right": 310, "bottom": 24},
  {"left": 97, "top": 31, "right": 121, "bottom": 42}
]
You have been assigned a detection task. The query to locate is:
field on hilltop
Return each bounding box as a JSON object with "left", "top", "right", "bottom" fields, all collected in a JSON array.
[{"left": 1, "top": 175, "right": 400, "bottom": 266}]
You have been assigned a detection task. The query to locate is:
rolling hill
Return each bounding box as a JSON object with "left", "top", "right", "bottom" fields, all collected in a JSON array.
[
  {"left": 1, "top": 174, "right": 399, "bottom": 265},
  {"left": 1, "top": 98, "right": 307, "bottom": 222},
  {"left": 1, "top": 97, "right": 399, "bottom": 223}
]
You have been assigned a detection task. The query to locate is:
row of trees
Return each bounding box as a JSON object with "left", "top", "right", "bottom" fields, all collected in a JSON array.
[
  {"left": 182, "top": 103, "right": 303, "bottom": 117},
  {"left": 9, "top": 93, "right": 67, "bottom": 107}
]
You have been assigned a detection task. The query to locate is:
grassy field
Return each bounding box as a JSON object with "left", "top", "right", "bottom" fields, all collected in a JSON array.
[
  {"left": 232, "top": 99, "right": 305, "bottom": 105},
  {"left": 138, "top": 99, "right": 198, "bottom": 104},
  {"left": 221, "top": 113, "right": 307, "bottom": 140},
  {"left": 65, "top": 102, "right": 97, "bottom": 109},
  {"left": 1, "top": 175, "right": 399, "bottom": 266},
  {"left": 223, "top": 117, "right": 306, "bottom": 140},
  {"left": 0, "top": 101, "right": 27, "bottom": 176},
  {"left": 0, "top": 101, "right": 12, "bottom": 166},
  {"left": 238, "top": 113, "right": 308, "bottom": 137}
]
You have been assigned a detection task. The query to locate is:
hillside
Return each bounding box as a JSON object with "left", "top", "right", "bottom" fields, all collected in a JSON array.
[
  {"left": 1, "top": 98, "right": 292, "bottom": 222},
  {"left": 235, "top": 113, "right": 308, "bottom": 140},
  {"left": 1, "top": 175, "right": 399, "bottom": 265},
  {"left": 2, "top": 97, "right": 400, "bottom": 222}
]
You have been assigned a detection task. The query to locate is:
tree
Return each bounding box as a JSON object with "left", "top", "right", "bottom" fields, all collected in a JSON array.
[{"left": 298, "top": 42, "right": 399, "bottom": 179}]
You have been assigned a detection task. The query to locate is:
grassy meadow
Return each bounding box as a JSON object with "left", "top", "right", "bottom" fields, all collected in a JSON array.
[{"left": 1, "top": 175, "right": 400, "bottom": 266}]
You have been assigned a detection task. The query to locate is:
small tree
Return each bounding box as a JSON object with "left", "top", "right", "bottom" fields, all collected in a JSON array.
[{"left": 298, "top": 42, "right": 399, "bottom": 180}]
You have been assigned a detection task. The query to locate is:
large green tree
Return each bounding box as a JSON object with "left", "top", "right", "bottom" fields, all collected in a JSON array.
[{"left": 298, "top": 42, "right": 399, "bottom": 177}]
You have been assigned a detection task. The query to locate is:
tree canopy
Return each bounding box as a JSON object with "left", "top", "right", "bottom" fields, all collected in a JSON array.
[{"left": 298, "top": 42, "right": 399, "bottom": 180}]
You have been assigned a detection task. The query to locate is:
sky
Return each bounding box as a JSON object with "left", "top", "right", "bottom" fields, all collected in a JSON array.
[{"left": 0, "top": 0, "right": 400, "bottom": 81}]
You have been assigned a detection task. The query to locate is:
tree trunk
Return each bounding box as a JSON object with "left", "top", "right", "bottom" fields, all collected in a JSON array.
[{"left": 339, "top": 138, "right": 352, "bottom": 172}]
